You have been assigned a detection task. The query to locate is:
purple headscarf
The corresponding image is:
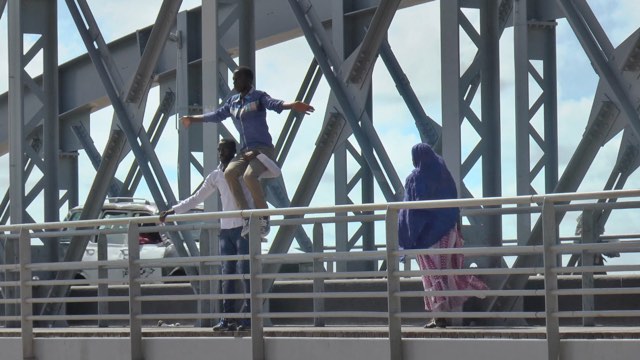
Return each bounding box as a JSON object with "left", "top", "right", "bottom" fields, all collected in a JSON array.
[{"left": 398, "top": 143, "right": 460, "bottom": 249}]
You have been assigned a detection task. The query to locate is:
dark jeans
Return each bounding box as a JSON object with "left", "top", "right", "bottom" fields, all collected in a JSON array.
[{"left": 219, "top": 227, "right": 250, "bottom": 315}]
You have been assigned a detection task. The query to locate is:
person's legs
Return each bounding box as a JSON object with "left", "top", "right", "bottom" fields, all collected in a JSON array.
[
  {"left": 417, "top": 233, "right": 453, "bottom": 328},
  {"left": 213, "top": 228, "right": 240, "bottom": 331},
  {"left": 242, "top": 146, "right": 275, "bottom": 209},
  {"left": 242, "top": 146, "right": 275, "bottom": 237},
  {"left": 224, "top": 155, "right": 251, "bottom": 210}
]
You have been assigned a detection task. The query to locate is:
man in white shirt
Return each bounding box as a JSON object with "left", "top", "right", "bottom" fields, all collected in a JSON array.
[{"left": 159, "top": 138, "right": 280, "bottom": 331}]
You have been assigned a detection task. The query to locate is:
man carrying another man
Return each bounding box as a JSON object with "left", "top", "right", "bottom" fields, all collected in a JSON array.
[
  {"left": 180, "top": 66, "right": 314, "bottom": 237},
  {"left": 160, "top": 138, "right": 280, "bottom": 331}
]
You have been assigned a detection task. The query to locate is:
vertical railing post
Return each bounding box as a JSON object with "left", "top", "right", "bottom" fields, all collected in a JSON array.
[
  {"left": 127, "top": 221, "right": 143, "bottom": 360},
  {"left": 249, "top": 215, "right": 264, "bottom": 360},
  {"left": 312, "top": 223, "right": 325, "bottom": 327},
  {"left": 97, "top": 233, "right": 108, "bottom": 327},
  {"left": 542, "top": 199, "right": 560, "bottom": 360},
  {"left": 385, "top": 207, "right": 402, "bottom": 360},
  {"left": 19, "top": 227, "right": 35, "bottom": 360},
  {"left": 580, "top": 210, "right": 595, "bottom": 326}
]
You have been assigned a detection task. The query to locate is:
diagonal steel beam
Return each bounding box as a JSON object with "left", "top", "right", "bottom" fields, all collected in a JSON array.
[
  {"left": 274, "top": 59, "right": 322, "bottom": 166},
  {"left": 41, "top": 0, "right": 190, "bottom": 318},
  {"left": 261, "top": 1, "right": 408, "bottom": 269},
  {"left": 556, "top": 0, "right": 640, "bottom": 140},
  {"left": 487, "top": 101, "right": 620, "bottom": 316},
  {"left": 347, "top": 0, "right": 401, "bottom": 85},
  {"left": 70, "top": 123, "right": 122, "bottom": 197},
  {"left": 0, "top": 0, "right": 6, "bottom": 21},
  {"left": 289, "top": 0, "right": 403, "bottom": 200},
  {"left": 1, "top": 139, "right": 41, "bottom": 225},
  {"left": 75, "top": 0, "right": 125, "bottom": 95},
  {"left": 379, "top": 40, "right": 441, "bottom": 146},
  {"left": 120, "top": 91, "right": 175, "bottom": 196}
]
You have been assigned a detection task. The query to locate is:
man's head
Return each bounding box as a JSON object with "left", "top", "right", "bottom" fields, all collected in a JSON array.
[
  {"left": 218, "top": 139, "right": 237, "bottom": 167},
  {"left": 232, "top": 66, "right": 254, "bottom": 94}
]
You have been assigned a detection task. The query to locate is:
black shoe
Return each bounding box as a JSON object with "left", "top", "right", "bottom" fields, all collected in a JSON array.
[
  {"left": 237, "top": 322, "right": 251, "bottom": 331},
  {"left": 213, "top": 320, "right": 236, "bottom": 331}
]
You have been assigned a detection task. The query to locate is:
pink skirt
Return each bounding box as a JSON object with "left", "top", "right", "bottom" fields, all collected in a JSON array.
[{"left": 416, "top": 227, "right": 488, "bottom": 312}]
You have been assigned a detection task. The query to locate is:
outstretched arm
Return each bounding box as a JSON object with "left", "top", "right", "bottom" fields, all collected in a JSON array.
[
  {"left": 181, "top": 101, "right": 232, "bottom": 128},
  {"left": 180, "top": 114, "right": 204, "bottom": 128},
  {"left": 283, "top": 101, "right": 315, "bottom": 115}
]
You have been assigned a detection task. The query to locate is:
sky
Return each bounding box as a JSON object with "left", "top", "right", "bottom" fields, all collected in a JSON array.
[{"left": 1, "top": 0, "right": 640, "bottom": 258}]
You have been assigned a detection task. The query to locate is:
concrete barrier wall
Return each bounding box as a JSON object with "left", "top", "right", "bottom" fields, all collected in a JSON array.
[{"left": 1, "top": 337, "right": 639, "bottom": 360}]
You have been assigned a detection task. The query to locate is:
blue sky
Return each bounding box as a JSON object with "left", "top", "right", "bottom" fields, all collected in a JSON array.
[{"left": 1, "top": 1, "right": 640, "bottom": 251}]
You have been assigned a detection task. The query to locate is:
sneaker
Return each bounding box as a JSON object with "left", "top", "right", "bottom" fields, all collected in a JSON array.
[
  {"left": 259, "top": 216, "right": 270, "bottom": 237},
  {"left": 240, "top": 218, "right": 250, "bottom": 237},
  {"left": 424, "top": 318, "right": 447, "bottom": 329},
  {"left": 212, "top": 320, "right": 236, "bottom": 332}
]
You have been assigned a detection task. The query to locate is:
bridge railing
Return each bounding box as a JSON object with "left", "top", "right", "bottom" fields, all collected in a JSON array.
[{"left": 2, "top": 189, "right": 640, "bottom": 360}]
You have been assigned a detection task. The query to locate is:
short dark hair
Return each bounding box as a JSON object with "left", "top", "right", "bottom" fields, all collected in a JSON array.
[
  {"left": 234, "top": 66, "right": 254, "bottom": 82},
  {"left": 218, "top": 138, "right": 237, "bottom": 154}
]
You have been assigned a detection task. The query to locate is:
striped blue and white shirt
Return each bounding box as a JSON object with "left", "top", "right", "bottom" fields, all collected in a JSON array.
[{"left": 203, "top": 88, "right": 284, "bottom": 151}]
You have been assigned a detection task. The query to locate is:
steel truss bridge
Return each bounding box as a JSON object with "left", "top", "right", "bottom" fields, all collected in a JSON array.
[{"left": 1, "top": 0, "right": 640, "bottom": 319}]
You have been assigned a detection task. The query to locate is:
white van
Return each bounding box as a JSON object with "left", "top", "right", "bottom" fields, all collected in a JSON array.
[{"left": 63, "top": 198, "right": 181, "bottom": 282}]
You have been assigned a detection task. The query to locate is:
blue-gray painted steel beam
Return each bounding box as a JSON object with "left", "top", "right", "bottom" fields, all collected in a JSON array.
[
  {"left": 0, "top": 188, "right": 9, "bottom": 225},
  {"left": 125, "top": 0, "right": 182, "bottom": 103},
  {"left": 263, "top": 177, "right": 313, "bottom": 253},
  {"left": 479, "top": 0, "right": 504, "bottom": 268},
  {"left": 70, "top": 124, "right": 122, "bottom": 197},
  {"left": 488, "top": 101, "right": 619, "bottom": 316},
  {"left": 5, "top": 0, "right": 21, "bottom": 322},
  {"left": 8, "top": 0, "right": 24, "bottom": 226},
  {"left": 379, "top": 40, "right": 440, "bottom": 146},
  {"left": 264, "top": 112, "right": 346, "bottom": 285},
  {"left": 331, "top": 0, "right": 351, "bottom": 273},
  {"left": 543, "top": 24, "right": 559, "bottom": 192},
  {"left": 556, "top": 0, "right": 640, "bottom": 142},
  {"left": 121, "top": 91, "right": 175, "bottom": 196},
  {"left": 290, "top": 0, "right": 403, "bottom": 271},
  {"left": 75, "top": 0, "right": 125, "bottom": 94},
  {"left": 0, "top": 1, "right": 432, "bottom": 157},
  {"left": 201, "top": 0, "right": 222, "bottom": 218},
  {"left": 176, "top": 11, "right": 192, "bottom": 200},
  {"left": 40, "top": 2, "right": 60, "bottom": 270},
  {"left": 40, "top": 0, "right": 194, "bottom": 319},
  {"left": 0, "top": 0, "right": 6, "bottom": 21},
  {"left": 1, "top": 139, "right": 40, "bottom": 226},
  {"left": 440, "top": 0, "right": 463, "bottom": 191},
  {"left": 571, "top": 0, "right": 614, "bottom": 58},
  {"left": 239, "top": 0, "right": 255, "bottom": 71},
  {"left": 274, "top": 59, "right": 322, "bottom": 166},
  {"left": 289, "top": 0, "right": 403, "bottom": 201},
  {"left": 347, "top": 0, "right": 400, "bottom": 85},
  {"left": 62, "top": 0, "right": 172, "bottom": 214},
  {"left": 514, "top": 0, "right": 532, "bottom": 245}
]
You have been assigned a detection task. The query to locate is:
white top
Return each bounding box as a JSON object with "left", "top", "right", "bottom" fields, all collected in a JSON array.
[{"left": 171, "top": 154, "right": 281, "bottom": 229}]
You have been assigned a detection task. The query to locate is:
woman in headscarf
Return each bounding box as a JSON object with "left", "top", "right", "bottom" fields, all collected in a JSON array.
[{"left": 398, "top": 143, "right": 487, "bottom": 328}]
